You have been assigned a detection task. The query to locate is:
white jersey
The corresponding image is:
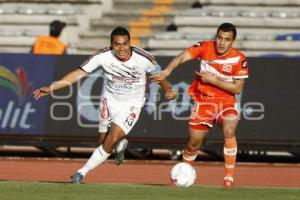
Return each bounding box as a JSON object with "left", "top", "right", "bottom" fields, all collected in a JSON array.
[{"left": 80, "top": 46, "right": 160, "bottom": 104}]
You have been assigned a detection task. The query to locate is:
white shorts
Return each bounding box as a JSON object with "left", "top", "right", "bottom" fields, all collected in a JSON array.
[{"left": 98, "top": 96, "right": 143, "bottom": 135}]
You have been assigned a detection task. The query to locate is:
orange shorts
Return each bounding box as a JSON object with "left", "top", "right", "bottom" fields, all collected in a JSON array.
[{"left": 189, "top": 101, "right": 239, "bottom": 130}]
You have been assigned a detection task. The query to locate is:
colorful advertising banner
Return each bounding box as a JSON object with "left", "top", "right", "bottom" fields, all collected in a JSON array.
[
  {"left": 0, "top": 54, "right": 55, "bottom": 135},
  {"left": 1, "top": 54, "right": 300, "bottom": 152}
]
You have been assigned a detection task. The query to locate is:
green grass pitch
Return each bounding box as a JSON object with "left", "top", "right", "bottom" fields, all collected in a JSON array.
[{"left": 0, "top": 181, "right": 299, "bottom": 200}]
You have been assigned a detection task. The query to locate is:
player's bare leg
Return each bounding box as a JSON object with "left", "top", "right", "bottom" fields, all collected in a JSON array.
[
  {"left": 102, "top": 123, "right": 126, "bottom": 152},
  {"left": 98, "top": 132, "right": 107, "bottom": 144},
  {"left": 182, "top": 127, "right": 208, "bottom": 164},
  {"left": 221, "top": 113, "right": 239, "bottom": 189}
]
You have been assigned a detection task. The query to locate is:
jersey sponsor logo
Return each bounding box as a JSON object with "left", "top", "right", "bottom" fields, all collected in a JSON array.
[
  {"left": 222, "top": 64, "right": 233, "bottom": 73},
  {"left": 112, "top": 75, "right": 138, "bottom": 83},
  {"left": 113, "top": 84, "right": 133, "bottom": 89},
  {"left": 201, "top": 61, "right": 234, "bottom": 82}
]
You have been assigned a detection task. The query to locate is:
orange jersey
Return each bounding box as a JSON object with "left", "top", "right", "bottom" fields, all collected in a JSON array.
[
  {"left": 187, "top": 40, "right": 248, "bottom": 103},
  {"left": 33, "top": 36, "right": 66, "bottom": 55}
]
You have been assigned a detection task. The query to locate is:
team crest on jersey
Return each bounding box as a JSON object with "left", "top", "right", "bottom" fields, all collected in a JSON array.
[
  {"left": 222, "top": 64, "right": 233, "bottom": 73},
  {"left": 193, "top": 41, "right": 202, "bottom": 47},
  {"left": 242, "top": 60, "right": 248, "bottom": 68}
]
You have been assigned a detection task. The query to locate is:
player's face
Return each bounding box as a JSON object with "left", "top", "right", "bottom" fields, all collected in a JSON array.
[
  {"left": 112, "top": 35, "right": 131, "bottom": 61},
  {"left": 215, "top": 30, "right": 235, "bottom": 55}
]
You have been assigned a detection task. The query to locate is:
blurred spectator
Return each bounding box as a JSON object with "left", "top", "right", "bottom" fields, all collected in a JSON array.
[{"left": 32, "top": 20, "right": 67, "bottom": 55}]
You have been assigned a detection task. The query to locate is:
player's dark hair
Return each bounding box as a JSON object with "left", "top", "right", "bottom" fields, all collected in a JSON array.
[
  {"left": 49, "top": 20, "right": 66, "bottom": 37},
  {"left": 110, "top": 26, "right": 130, "bottom": 44},
  {"left": 216, "top": 23, "right": 237, "bottom": 40}
]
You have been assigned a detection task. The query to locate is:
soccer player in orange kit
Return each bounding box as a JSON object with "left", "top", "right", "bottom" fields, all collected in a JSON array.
[{"left": 151, "top": 22, "right": 249, "bottom": 189}]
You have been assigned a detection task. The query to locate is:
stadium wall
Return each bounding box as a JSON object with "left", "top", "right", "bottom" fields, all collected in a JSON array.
[{"left": 0, "top": 54, "right": 299, "bottom": 155}]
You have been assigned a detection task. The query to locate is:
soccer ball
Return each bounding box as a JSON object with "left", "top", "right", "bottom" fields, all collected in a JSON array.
[{"left": 170, "top": 162, "right": 196, "bottom": 187}]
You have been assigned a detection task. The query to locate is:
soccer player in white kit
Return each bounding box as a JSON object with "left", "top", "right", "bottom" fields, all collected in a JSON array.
[{"left": 33, "top": 26, "right": 177, "bottom": 184}]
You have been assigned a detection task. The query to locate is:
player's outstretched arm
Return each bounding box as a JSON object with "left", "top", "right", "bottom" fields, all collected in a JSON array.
[
  {"left": 33, "top": 68, "right": 87, "bottom": 100},
  {"left": 33, "top": 86, "right": 51, "bottom": 100},
  {"left": 159, "top": 80, "right": 177, "bottom": 100},
  {"left": 150, "top": 50, "right": 192, "bottom": 83}
]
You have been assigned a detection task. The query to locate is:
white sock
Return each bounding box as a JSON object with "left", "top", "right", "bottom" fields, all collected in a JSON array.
[
  {"left": 78, "top": 145, "right": 110, "bottom": 176},
  {"left": 115, "top": 138, "right": 127, "bottom": 153}
]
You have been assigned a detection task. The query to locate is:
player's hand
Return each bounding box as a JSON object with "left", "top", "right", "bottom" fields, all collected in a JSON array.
[
  {"left": 165, "top": 90, "right": 177, "bottom": 100},
  {"left": 150, "top": 69, "right": 171, "bottom": 83},
  {"left": 195, "top": 71, "right": 216, "bottom": 84},
  {"left": 33, "top": 87, "right": 50, "bottom": 100}
]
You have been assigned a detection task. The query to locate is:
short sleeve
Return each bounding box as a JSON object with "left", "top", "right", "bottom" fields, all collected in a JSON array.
[
  {"left": 80, "top": 54, "right": 102, "bottom": 73},
  {"left": 233, "top": 57, "right": 249, "bottom": 79},
  {"left": 187, "top": 41, "right": 206, "bottom": 59}
]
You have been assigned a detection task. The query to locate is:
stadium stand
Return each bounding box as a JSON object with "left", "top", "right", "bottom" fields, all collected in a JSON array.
[
  {"left": 76, "top": 0, "right": 197, "bottom": 54},
  {"left": 1, "top": 0, "right": 300, "bottom": 57},
  {"left": 0, "top": 0, "right": 106, "bottom": 54},
  {"left": 147, "top": 0, "right": 300, "bottom": 57}
]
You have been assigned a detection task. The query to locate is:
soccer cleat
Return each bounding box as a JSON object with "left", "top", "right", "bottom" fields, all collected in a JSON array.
[
  {"left": 114, "top": 138, "right": 128, "bottom": 165},
  {"left": 223, "top": 177, "right": 234, "bottom": 189},
  {"left": 71, "top": 172, "right": 84, "bottom": 184}
]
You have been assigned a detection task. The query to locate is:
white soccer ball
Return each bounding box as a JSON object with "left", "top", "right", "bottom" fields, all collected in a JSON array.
[{"left": 170, "top": 162, "right": 196, "bottom": 187}]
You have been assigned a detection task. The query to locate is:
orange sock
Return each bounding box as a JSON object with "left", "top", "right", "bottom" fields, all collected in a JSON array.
[
  {"left": 224, "top": 137, "right": 237, "bottom": 179},
  {"left": 182, "top": 148, "right": 197, "bottom": 164}
]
